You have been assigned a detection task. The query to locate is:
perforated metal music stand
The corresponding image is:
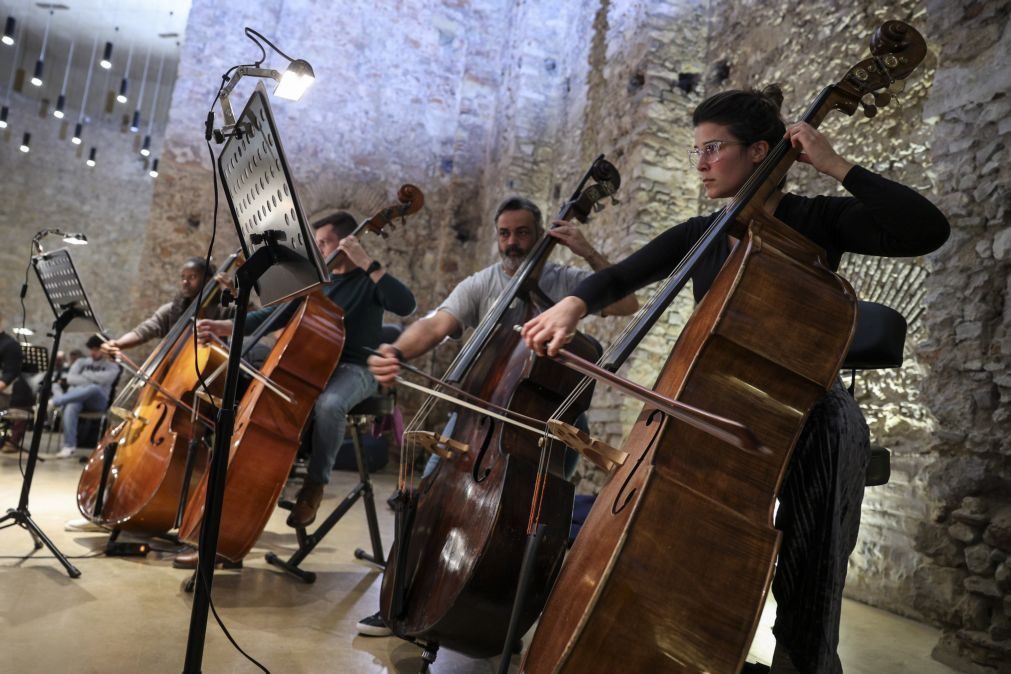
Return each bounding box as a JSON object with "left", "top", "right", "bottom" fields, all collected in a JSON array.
[
  {"left": 0, "top": 248, "right": 102, "bottom": 579},
  {"left": 218, "top": 82, "right": 327, "bottom": 305},
  {"left": 183, "top": 82, "right": 326, "bottom": 673}
]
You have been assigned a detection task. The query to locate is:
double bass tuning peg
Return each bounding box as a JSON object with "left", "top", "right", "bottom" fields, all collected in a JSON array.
[
  {"left": 862, "top": 103, "right": 878, "bottom": 118},
  {"left": 874, "top": 92, "right": 892, "bottom": 107}
]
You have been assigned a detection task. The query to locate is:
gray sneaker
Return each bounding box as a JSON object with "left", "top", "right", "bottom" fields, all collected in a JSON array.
[{"left": 65, "top": 518, "right": 106, "bottom": 533}]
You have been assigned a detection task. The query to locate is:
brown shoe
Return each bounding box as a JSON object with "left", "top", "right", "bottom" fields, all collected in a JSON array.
[
  {"left": 172, "top": 548, "right": 243, "bottom": 570},
  {"left": 287, "top": 479, "right": 325, "bottom": 528},
  {"left": 1, "top": 442, "right": 20, "bottom": 454}
]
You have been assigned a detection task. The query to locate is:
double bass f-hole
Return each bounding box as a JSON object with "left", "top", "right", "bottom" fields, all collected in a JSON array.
[
  {"left": 149, "top": 402, "right": 170, "bottom": 447},
  {"left": 472, "top": 417, "right": 496, "bottom": 483},
  {"left": 612, "top": 408, "right": 665, "bottom": 515}
]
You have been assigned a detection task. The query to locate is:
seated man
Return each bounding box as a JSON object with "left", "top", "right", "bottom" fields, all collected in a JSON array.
[
  {"left": 198, "top": 211, "right": 416, "bottom": 530},
  {"left": 51, "top": 335, "right": 120, "bottom": 458},
  {"left": 0, "top": 312, "right": 33, "bottom": 453}
]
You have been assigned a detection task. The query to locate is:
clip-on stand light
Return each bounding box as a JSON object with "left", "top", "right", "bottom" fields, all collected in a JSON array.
[
  {"left": 182, "top": 32, "right": 322, "bottom": 669},
  {"left": 0, "top": 247, "right": 102, "bottom": 578}
]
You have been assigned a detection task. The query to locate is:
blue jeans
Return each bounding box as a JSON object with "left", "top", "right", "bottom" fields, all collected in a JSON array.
[
  {"left": 51, "top": 384, "right": 108, "bottom": 448},
  {"left": 308, "top": 363, "right": 378, "bottom": 485}
]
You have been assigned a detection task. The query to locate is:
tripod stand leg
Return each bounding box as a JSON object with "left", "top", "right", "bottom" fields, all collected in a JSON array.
[
  {"left": 349, "top": 418, "right": 385, "bottom": 566},
  {"left": 1, "top": 508, "right": 81, "bottom": 578},
  {"left": 0, "top": 310, "right": 83, "bottom": 579}
]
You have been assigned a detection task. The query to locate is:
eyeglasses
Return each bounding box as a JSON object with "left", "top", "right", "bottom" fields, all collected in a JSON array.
[{"left": 687, "top": 140, "right": 746, "bottom": 168}]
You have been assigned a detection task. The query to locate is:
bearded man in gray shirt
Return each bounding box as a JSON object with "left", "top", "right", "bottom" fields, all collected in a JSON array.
[
  {"left": 356, "top": 196, "right": 638, "bottom": 637},
  {"left": 368, "top": 196, "right": 638, "bottom": 382}
]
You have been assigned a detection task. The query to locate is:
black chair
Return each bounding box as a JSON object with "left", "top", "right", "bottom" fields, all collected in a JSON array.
[
  {"left": 843, "top": 301, "right": 907, "bottom": 487},
  {"left": 265, "top": 325, "right": 401, "bottom": 582}
]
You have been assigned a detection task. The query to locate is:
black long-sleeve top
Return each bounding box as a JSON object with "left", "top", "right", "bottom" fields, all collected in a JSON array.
[
  {"left": 245, "top": 269, "right": 416, "bottom": 366},
  {"left": 0, "top": 331, "right": 22, "bottom": 387},
  {"left": 573, "top": 166, "right": 950, "bottom": 312}
]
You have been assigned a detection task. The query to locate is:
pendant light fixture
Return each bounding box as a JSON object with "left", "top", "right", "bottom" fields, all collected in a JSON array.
[
  {"left": 116, "top": 42, "right": 132, "bottom": 104},
  {"left": 73, "top": 35, "right": 100, "bottom": 145},
  {"left": 141, "top": 53, "right": 164, "bottom": 157},
  {"left": 0, "top": 20, "right": 21, "bottom": 129},
  {"left": 31, "top": 9, "right": 54, "bottom": 87},
  {"left": 2, "top": 16, "right": 15, "bottom": 47},
  {"left": 99, "top": 40, "right": 112, "bottom": 69},
  {"left": 130, "top": 48, "right": 151, "bottom": 132},
  {"left": 53, "top": 40, "right": 74, "bottom": 118}
]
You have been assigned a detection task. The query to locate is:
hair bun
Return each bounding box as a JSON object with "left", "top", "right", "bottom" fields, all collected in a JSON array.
[{"left": 760, "top": 84, "right": 784, "bottom": 111}]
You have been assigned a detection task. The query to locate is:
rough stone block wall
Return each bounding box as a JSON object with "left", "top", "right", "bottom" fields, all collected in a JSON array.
[
  {"left": 911, "top": 1, "right": 1011, "bottom": 670},
  {"left": 136, "top": 0, "right": 514, "bottom": 353}
]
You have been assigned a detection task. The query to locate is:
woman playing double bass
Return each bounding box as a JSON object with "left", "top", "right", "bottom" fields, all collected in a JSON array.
[
  {"left": 522, "top": 86, "right": 949, "bottom": 673},
  {"left": 197, "top": 212, "right": 416, "bottom": 530}
]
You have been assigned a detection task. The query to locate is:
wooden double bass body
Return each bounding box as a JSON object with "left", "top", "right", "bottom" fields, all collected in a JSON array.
[
  {"left": 383, "top": 302, "right": 599, "bottom": 656},
  {"left": 381, "top": 158, "right": 619, "bottom": 657},
  {"left": 178, "top": 292, "right": 343, "bottom": 561},
  {"left": 523, "top": 216, "right": 856, "bottom": 673},
  {"left": 520, "top": 21, "right": 926, "bottom": 674},
  {"left": 77, "top": 255, "right": 238, "bottom": 534}
]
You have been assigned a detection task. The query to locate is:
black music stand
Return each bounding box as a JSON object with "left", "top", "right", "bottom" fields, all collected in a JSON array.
[
  {"left": 0, "top": 249, "right": 103, "bottom": 579},
  {"left": 20, "top": 345, "right": 50, "bottom": 375},
  {"left": 183, "top": 82, "right": 327, "bottom": 674}
]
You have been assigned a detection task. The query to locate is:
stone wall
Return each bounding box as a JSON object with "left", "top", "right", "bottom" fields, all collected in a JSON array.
[
  {"left": 134, "top": 0, "right": 515, "bottom": 350},
  {"left": 909, "top": 1, "right": 1011, "bottom": 670}
]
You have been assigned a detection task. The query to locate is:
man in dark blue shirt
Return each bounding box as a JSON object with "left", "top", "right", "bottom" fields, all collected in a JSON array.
[{"left": 198, "top": 212, "right": 416, "bottom": 528}]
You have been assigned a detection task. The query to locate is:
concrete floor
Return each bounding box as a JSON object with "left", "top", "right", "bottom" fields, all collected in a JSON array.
[{"left": 1, "top": 441, "right": 958, "bottom": 674}]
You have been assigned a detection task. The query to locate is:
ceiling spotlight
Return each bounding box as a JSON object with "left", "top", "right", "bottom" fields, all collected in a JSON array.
[
  {"left": 100, "top": 41, "right": 112, "bottom": 69},
  {"left": 86, "top": 147, "right": 96, "bottom": 167},
  {"left": 0, "top": 105, "right": 8, "bottom": 129},
  {"left": 54, "top": 93, "right": 66, "bottom": 119},
  {"left": 148, "top": 158, "right": 159, "bottom": 178},
  {"left": 140, "top": 134, "right": 151, "bottom": 156},
  {"left": 130, "top": 109, "right": 140, "bottom": 132},
  {"left": 31, "top": 59, "right": 43, "bottom": 86},
  {"left": 12, "top": 327, "right": 34, "bottom": 336},
  {"left": 2, "top": 16, "right": 14, "bottom": 46},
  {"left": 19, "top": 132, "right": 30, "bottom": 153},
  {"left": 72, "top": 122, "right": 83, "bottom": 144},
  {"left": 117, "top": 77, "right": 128, "bottom": 103}
]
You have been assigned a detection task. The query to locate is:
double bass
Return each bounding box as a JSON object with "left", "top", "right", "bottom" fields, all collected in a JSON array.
[
  {"left": 380, "top": 158, "right": 620, "bottom": 657},
  {"left": 178, "top": 186, "right": 423, "bottom": 562},
  {"left": 77, "top": 253, "right": 240, "bottom": 534},
  {"left": 520, "top": 22, "right": 926, "bottom": 673}
]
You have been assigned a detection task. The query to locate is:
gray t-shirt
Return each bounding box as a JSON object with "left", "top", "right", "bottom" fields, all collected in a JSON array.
[{"left": 437, "top": 261, "right": 592, "bottom": 338}]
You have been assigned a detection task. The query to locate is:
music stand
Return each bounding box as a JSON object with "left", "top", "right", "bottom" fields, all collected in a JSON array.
[
  {"left": 20, "top": 345, "right": 50, "bottom": 375},
  {"left": 183, "top": 82, "right": 326, "bottom": 673},
  {"left": 0, "top": 248, "right": 103, "bottom": 579}
]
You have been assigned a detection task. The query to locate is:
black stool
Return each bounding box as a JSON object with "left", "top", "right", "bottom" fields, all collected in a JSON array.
[
  {"left": 843, "top": 301, "right": 907, "bottom": 487},
  {"left": 266, "top": 392, "right": 391, "bottom": 583}
]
